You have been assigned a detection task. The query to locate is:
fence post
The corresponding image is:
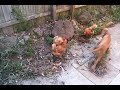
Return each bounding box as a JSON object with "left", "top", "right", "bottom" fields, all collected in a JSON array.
[
  {"left": 51, "top": 5, "right": 57, "bottom": 21},
  {"left": 70, "top": 5, "right": 75, "bottom": 20}
]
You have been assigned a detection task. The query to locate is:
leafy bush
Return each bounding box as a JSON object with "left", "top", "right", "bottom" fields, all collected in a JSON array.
[
  {"left": 24, "top": 39, "right": 34, "bottom": 57},
  {"left": 46, "top": 36, "right": 53, "bottom": 44},
  {"left": 0, "top": 48, "right": 18, "bottom": 60},
  {"left": 94, "top": 27, "right": 102, "bottom": 35},
  {"left": 58, "top": 13, "right": 66, "bottom": 20},
  {"left": 111, "top": 5, "right": 120, "bottom": 22},
  {"left": 0, "top": 60, "right": 23, "bottom": 84},
  {"left": 11, "top": 6, "right": 33, "bottom": 33},
  {"left": 0, "top": 60, "right": 34, "bottom": 85},
  {"left": 24, "top": 46, "right": 34, "bottom": 57}
]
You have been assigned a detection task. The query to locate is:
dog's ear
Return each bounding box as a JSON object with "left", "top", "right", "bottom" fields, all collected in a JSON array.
[{"left": 102, "top": 28, "right": 109, "bottom": 33}]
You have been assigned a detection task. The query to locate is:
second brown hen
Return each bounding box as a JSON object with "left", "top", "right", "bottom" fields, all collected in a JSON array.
[{"left": 84, "top": 24, "right": 98, "bottom": 37}]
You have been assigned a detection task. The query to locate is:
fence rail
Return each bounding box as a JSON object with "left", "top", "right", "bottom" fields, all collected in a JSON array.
[{"left": 0, "top": 5, "right": 85, "bottom": 29}]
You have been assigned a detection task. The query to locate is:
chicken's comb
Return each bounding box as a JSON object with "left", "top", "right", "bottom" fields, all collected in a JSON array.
[
  {"left": 62, "top": 37, "right": 67, "bottom": 40},
  {"left": 62, "top": 37, "right": 68, "bottom": 42}
]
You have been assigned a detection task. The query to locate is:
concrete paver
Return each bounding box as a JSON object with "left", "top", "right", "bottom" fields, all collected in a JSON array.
[
  {"left": 109, "top": 73, "right": 120, "bottom": 85},
  {"left": 57, "top": 65, "right": 94, "bottom": 85},
  {"left": 76, "top": 62, "right": 119, "bottom": 85}
]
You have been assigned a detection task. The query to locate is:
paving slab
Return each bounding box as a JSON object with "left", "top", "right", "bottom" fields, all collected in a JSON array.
[
  {"left": 20, "top": 64, "right": 94, "bottom": 85},
  {"left": 57, "top": 66, "right": 94, "bottom": 85},
  {"left": 75, "top": 62, "right": 119, "bottom": 85},
  {"left": 20, "top": 76, "right": 59, "bottom": 85},
  {"left": 109, "top": 73, "right": 120, "bottom": 85}
]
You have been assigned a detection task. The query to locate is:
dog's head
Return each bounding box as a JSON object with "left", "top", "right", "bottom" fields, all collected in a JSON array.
[{"left": 102, "top": 28, "right": 109, "bottom": 35}]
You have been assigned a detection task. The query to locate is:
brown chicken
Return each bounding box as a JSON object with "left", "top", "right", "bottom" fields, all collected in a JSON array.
[
  {"left": 84, "top": 24, "right": 98, "bottom": 37},
  {"left": 91, "top": 28, "right": 111, "bottom": 72},
  {"left": 52, "top": 36, "right": 68, "bottom": 58}
]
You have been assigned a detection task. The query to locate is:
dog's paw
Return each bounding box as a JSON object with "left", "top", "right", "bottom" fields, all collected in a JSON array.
[{"left": 90, "top": 65, "right": 96, "bottom": 72}]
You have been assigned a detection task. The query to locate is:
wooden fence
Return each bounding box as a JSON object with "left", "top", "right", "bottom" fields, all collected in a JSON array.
[{"left": 0, "top": 5, "right": 85, "bottom": 29}]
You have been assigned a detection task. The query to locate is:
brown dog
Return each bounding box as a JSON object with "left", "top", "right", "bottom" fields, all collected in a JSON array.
[{"left": 91, "top": 28, "right": 111, "bottom": 72}]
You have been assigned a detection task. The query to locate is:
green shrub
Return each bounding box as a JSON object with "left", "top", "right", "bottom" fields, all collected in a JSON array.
[
  {"left": 111, "top": 5, "right": 120, "bottom": 22},
  {"left": 24, "top": 39, "right": 34, "bottom": 57},
  {"left": 94, "top": 27, "right": 102, "bottom": 35},
  {"left": 0, "top": 59, "right": 34, "bottom": 85},
  {"left": 0, "top": 60, "right": 23, "bottom": 84},
  {"left": 0, "top": 48, "right": 18, "bottom": 60},
  {"left": 24, "top": 46, "right": 34, "bottom": 57},
  {"left": 58, "top": 13, "right": 66, "bottom": 20},
  {"left": 8, "top": 50, "right": 18, "bottom": 57},
  {"left": 11, "top": 6, "right": 33, "bottom": 33},
  {"left": 46, "top": 36, "right": 53, "bottom": 44},
  {"left": 79, "top": 29, "right": 84, "bottom": 36}
]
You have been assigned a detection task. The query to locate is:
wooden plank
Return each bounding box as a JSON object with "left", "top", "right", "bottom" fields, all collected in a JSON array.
[
  {"left": 31, "top": 5, "right": 34, "bottom": 15},
  {"left": 22, "top": 5, "right": 27, "bottom": 16},
  {"left": 65, "top": 5, "right": 69, "bottom": 7},
  {"left": 32, "top": 5, "right": 36, "bottom": 15},
  {"left": 27, "top": 5, "right": 31, "bottom": 16},
  {"left": 27, "top": 5, "right": 32, "bottom": 16},
  {"left": 35, "top": 5, "right": 38, "bottom": 14},
  {"left": 57, "top": 5, "right": 61, "bottom": 10},
  {"left": 48, "top": 5, "right": 51, "bottom": 11},
  {"left": 52, "top": 5, "right": 56, "bottom": 21},
  {"left": 42, "top": 5, "right": 45, "bottom": 13},
  {"left": 37, "top": 5, "right": 42, "bottom": 14},
  {"left": 56, "top": 6, "right": 70, "bottom": 13},
  {"left": 9, "top": 5, "right": 15, "bottom": 20},
  {"left": 0, "top": 5, "right": 86, "bottom": 28},
  {"left": 28, "top": 5, "right": 32, "bottom": 15},
  {"left": 59, "top": 5, "right": 62, "bottom": 9},
  {"left": 44, "top": 5, "right": 49, "bottom": 12},
  {"left": 70, "top": 5, "right": 75, "bottom": 20},
  {"left": 34, "top": 5, "right": 38, "bottom": 14},
  {"left": 75, "top": 5, "right": 86, "bottom": 8},
  {"left": 25, "top": 5, "right": 29, "bottom": 16},
  {"left": 32, "top": 5, "right": 35, "bottom": 14},
  {"left": 1, "top": 5, "right": 12, "bottom": 22},
  {"left": 29, "top": 5, "right": 34, "bottom": 15},
  {"left": 0, "top": 5, "right": 5, "bottom": 23},
  {"left": 44, "top": 5, "right": 47, "bottom": 12},
  {"left": 19, "top": 5, "right": 25, "bottom": 16},
  {"left": 29, "top": 5, "right": 36, "bottom": 18},
  {"left": 44, "top": 5, "right": 47, "bottom": 13},
  {"left": 19, "top": 5, "right": 23, "bottom": 15}
]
